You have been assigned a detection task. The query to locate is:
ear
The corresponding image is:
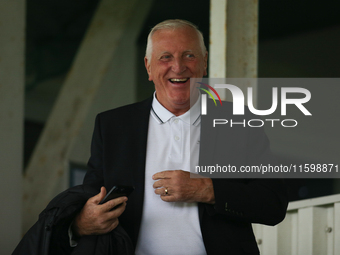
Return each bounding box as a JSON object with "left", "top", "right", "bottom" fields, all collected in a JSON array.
[
  {"left": 144, "top": 57, "right": 153, "bottom": 81},
  {"left": 203, "top": 51, "right": 208, "bottom": 76}
]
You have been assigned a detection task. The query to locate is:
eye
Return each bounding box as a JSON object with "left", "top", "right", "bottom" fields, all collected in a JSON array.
[
  {"left": 160, "top": 55, "right": 171, "bottom": 61},
  {"left": 185, "top": 53, "right": 195, "bottom": 58}
]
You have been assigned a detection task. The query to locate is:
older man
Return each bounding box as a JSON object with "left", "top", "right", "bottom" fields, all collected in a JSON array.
[{"left": 72, "top": 19, "right": 288, "bottom": 255}]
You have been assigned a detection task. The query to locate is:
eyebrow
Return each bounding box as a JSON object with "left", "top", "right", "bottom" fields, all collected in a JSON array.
[
  {"left": 159, "top": 50, "right": 194, "bottom": 55},
  {"left": 179, "top": 50, "right": 195, "bottom": 54}
]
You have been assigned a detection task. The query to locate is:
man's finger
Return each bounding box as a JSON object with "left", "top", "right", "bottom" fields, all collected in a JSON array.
[
  {"left": 106, "top": 201, "right": 127, "bottom": 219},
  {"left": 153, "top": 180, "right": 165, "bottom": 189},
  {"left": 154, "top": 187, "right": 169, "bottom": 196},
  {"left": 153, "top": 170, "right": 173, "bottom": 180},
  {"left": 160, "top": 195, "right": 175, "bottom": 202},
  {"left": 101, "top": 196, "right": 128, "bottom": 212},
  {"left": 89, "top": 186, "right": 107, "bottom": 204}
]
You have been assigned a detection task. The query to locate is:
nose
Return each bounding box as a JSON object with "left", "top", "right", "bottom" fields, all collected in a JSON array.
[{"left": 171, "top": 58, "right": 186, "bottom": 74}]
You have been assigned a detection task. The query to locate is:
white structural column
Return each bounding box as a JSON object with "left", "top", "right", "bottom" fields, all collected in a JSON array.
[
  {"left": 209, "top": 0, "right": 258, "bottom": 102},
  {"left": 23, "top": 0, "right": 152, "bottom": 233},
  {"left": 209, "top": 0, "right": 227, "bottom": 78},
  {"left": 0, "top": 0, "right": 25, "bottom": 253}
]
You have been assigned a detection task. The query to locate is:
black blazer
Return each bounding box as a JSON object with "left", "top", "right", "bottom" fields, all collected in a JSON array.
[{"left": 83, "top": 97, "right": 288, "bottom": 255}]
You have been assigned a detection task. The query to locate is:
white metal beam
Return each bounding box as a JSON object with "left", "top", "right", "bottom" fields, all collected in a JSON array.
[{"left": 209, "top": 0, "right": 258, "bottom": 103}]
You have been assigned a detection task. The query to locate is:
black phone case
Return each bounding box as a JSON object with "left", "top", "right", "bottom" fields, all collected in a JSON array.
[{"left": 99, "top": 185, "right": 135, "bottom": 204}]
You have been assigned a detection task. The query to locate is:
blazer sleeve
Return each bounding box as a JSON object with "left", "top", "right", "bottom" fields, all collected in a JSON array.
[
  {"left": 83, "top": 114, "right": 105, "bottom": 190},
  {"left": 203, "top": 118, "right": 288, "bottom": 226}
]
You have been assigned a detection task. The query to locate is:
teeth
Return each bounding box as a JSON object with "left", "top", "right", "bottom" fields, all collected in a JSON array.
[{"left": 170, "top": 78, "right": 188, "bottom": 82}]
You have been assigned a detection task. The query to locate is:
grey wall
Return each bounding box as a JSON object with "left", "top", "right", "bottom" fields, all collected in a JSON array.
[{"left": 0, "top": 1, "right": 25, "bottom": 253}]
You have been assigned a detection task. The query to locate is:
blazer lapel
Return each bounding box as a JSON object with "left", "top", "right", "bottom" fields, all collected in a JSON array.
[{"left": 128, "top": 97, "right": 152, "bottom": 245}]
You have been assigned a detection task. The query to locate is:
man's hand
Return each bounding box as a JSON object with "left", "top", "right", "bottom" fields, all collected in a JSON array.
[
  {"left": 72, "top": 187, "right": 128, "bottom": 237},
  {"left": 153, "top": 170, "right": 215, "bottom": 204}
]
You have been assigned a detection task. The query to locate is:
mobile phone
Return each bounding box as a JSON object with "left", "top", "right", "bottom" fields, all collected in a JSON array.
[{"left": 99, "top": 185, "right": 135, "bottom": 205}]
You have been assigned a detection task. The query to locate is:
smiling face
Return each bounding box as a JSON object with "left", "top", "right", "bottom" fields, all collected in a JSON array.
[{"left": 145, "top": 26, "right": 208, "bottom": 116}]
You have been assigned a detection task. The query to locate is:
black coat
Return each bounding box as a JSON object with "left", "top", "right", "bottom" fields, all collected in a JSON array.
[{"left": 12, "top": 185, "right": 133, "bottom": 255}]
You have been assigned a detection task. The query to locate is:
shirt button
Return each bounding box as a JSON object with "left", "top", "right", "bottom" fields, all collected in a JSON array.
[{"left": 174, "top": 135, "right": 180, "bottom": 141}]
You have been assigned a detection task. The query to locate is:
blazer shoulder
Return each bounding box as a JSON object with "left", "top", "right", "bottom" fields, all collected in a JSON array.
[{"left": 97, "top": 96, "right": 153, "bottom": 121}]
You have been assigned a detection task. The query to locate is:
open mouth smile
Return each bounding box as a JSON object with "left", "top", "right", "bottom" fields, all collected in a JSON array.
[{"left": 169, "top": 78, "right": 189, "bottom": 84}]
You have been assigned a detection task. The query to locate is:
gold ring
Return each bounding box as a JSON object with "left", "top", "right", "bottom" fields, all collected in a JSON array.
[{"left": 165, "top": 188, "right": 168, "bottom": 195}]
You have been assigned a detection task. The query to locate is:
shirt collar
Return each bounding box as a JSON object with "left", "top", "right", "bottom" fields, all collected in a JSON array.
[{"left": 151, "top": 92, "right": 201, "bottom": 126}]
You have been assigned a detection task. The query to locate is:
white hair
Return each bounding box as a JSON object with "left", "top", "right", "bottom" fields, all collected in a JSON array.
[{"left": 145, "top": 19, "right": 207, "bottom": 60}]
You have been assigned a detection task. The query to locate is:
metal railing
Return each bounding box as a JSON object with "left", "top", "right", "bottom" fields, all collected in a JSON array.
[{"left": 252, "top": 194, "right": 340, "bottom": 255}]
